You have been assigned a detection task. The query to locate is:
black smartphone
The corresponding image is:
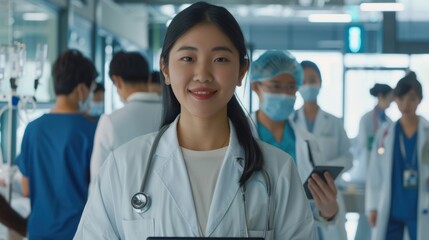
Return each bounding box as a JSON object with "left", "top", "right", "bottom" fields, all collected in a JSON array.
[{"left": 303, "top": 165, "right": 344, "bottom": 199}]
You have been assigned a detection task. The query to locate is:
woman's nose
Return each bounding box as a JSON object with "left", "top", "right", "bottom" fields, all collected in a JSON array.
[{"left": 193, "top": 61, "right": 213, "bottom": 83}]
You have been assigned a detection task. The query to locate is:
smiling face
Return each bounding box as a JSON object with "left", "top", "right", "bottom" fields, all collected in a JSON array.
[{"left": 161, "top": 22, "right": 247, "bottom": 119}]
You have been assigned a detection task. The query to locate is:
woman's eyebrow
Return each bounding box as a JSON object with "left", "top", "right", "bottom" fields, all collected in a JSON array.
[
  {"left": 212, "top": 46, "right": 233, "bottom": 53},
  {"left": 176, "top": 46, "right": 197, "bottom": 52},
  {"left": 175, "top": 46, "right": 233, "bottom": 53}
]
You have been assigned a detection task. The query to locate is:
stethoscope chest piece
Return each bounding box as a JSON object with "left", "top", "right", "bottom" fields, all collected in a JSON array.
[{"left": 131, "top": 192, "right": 151, "bottom": 214}]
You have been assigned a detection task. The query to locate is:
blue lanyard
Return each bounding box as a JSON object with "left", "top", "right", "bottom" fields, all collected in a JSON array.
[{"left": 399, "top": 132, "right": 417, "bottom": 169}]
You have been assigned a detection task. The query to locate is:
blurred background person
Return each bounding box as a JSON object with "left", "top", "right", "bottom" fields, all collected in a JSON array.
[
  {"left": 366, "top": 72, "right": 428, "bottom": 240},
  {"left": 357, "top": 83, "right": 394, "bottom": 169},
  {"left": 250, "top": 50, "right": 347, "bottom": 240},
  {"left": 87, "top": 83, "right": 105, "bottom": 117},
  {"left": 294, "top": 60, "right": 353, "bottom": 171},
  {"left": 16, "top": 49, "right": 98, "bottom": 239},
  {"left": 89, "top": 51, "right": 163, "bottom": 189}
]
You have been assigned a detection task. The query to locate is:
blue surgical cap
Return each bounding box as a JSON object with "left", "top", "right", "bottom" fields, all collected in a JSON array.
[{"left": 251, "top": 50, "right": 303, "bottom": 87}]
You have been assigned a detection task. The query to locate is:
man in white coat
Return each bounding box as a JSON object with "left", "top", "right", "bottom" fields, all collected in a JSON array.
[{"left": 90, "top": 51, "right": 163, "bottom": 188}]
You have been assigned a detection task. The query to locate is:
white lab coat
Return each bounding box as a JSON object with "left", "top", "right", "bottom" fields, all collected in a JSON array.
[
  {"left": 366, "top": 116, "right": 429, "bottom": 240},
  {"left": 75, "top": 116, "right": 315, "bottom": 239},
  {"left": 292, "top": 108, "right": 353, "bottom": 172},
  {"left": 90, "top": 92, "right": 163, "bottom": 188},
  {"left": 357, "top": 108, "right": 392, "bottom": 171},
  {"left": 250, "top": 113, "right": 347, "bottom": 240}
]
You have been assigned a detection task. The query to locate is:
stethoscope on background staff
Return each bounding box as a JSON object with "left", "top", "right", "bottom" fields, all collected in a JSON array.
[{"left": 130, "top": 124, "right": 272, "bottom": 237}]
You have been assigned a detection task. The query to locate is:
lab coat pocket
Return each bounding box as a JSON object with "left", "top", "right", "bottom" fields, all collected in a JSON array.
[
  {"left": 241, "top": 230, "right": 273, "bottom": 239},
  {"left": 122, "top": 218, "right": 154, "bottom": 239}
]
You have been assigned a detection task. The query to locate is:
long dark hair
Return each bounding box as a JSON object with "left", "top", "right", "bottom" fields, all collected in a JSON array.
[{"left": 159, "top": 2, "right": 263, "bottom": 186}]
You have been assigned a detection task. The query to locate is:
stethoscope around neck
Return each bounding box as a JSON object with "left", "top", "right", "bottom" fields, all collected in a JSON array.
[
  {"left": 130, "top": 124, "right": 272, "bottom": 236},
  {"left": 131, "top": 124, "right": 170, "bottom": 213}
]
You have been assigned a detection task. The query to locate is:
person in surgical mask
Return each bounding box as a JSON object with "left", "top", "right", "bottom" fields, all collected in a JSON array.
[
  {"left": 250, "top": 50, "right": 347, "bottom": 240},
  {"left": 293, "top": 60, "right": 353, "bottom": 171},
  {"left": 87, "top": 83, "right": 105, "bottom": 117},
  {"left": 16, "top": 49, "right": 98, "bottom": 239}
]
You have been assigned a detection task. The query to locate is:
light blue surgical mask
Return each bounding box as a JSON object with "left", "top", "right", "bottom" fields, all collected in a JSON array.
[
  {"left": 299, "top": 85, "right": 320, "bottom": 102},
  {"left": 79, "top": 91, "right": 93, "bottom": 113},
  {"left": 260, "top": 92, "right": 296, "bottom": 121},
  {"left": 88, "top": 102, "right": 104, "bottom": 116}
]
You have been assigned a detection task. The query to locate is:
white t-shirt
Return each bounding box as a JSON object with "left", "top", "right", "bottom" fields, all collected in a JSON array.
[{"left": 181, "top": 146, "right": 227, "bottom": 235}]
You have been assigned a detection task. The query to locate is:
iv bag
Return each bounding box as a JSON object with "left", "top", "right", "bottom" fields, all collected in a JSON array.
[{"left": 35, "top": 43, "right": 48, "bottom": 79}]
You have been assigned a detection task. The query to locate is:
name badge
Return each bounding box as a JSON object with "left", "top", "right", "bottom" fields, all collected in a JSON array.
[{"left": 403, "top": 169, "right": 418, "bottom": 189}]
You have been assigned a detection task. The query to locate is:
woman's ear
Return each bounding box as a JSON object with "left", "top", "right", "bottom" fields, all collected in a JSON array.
[
  {"left": 160, "top": 58, "right": 170, "bottom": 85},
  {"left": 237, "top": 60, "right": 249, "bottom": 87}
]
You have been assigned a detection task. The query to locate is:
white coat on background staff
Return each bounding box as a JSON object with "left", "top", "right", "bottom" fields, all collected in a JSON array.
[
  {"left": 292, "top": 109, "right": 353, "bottom": 172},
  {"left": 366, "top": 117, "right": 429, "bottom": 240},
  {"left": 250, "top": 113, "right": 348, "bottom": 240}
]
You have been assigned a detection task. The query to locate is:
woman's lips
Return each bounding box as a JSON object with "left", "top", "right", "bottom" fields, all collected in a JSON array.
[{"left": 188, "top": 87, "right": 217, "bottom": 100}]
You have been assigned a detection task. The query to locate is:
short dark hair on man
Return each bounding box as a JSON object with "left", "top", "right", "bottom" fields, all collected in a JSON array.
[
  {"left": 52, "top": 49, "right": 98, "bottom": 95},
  {"left": 151, "top": 71, "right": 161, "bottom": 84},
  {"left": 394, "top": 71, "right": 423, "bottom": 100},
  {"left": 108, "top": 51, "right": 149, "bottom": 84}
]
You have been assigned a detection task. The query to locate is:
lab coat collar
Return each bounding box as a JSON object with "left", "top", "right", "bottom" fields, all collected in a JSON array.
[
  {"left": 294, "top": 107, "right": 328, "bottom": 133},
  {"left": 127, "top": 92, "right": 161, "bottom": 102},
  {"left": 153, "top": 115, "right": 245, "bottom": 236}
]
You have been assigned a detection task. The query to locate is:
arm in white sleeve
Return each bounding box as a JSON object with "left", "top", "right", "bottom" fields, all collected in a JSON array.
[
  {"left": 75, "top": 153, "right": 121, "bottom": 239},
  {"left": 312, "top": 193, "right": 347, "bottom": 240},
  {"left": 273, "top": 159, "right": 315, "bottom": 239},
  {"left": 90, "top": 115, "right": 114, "bottom": 188},
  {"left": 365, "top": 129, "right": 384, "bottom": 214}
]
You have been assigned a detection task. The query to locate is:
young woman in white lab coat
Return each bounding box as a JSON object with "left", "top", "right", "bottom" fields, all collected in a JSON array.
[
  {"left": 74, "top": 2, "right": 314, "bottom": 239},
  {"left": 357, "top": 83, "right": 394, "bottom": 170},
  {"left": 293, "top": 60, "right": 353, "bottom": 172},
  {"left": 366, "top": 72, "right": 429, "bottom": 240},
  {"left": 250, "top": 51, "right": 347, "bottom": 240}
]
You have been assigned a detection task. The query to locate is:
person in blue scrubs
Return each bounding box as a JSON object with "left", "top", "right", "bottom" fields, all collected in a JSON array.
[{"left": 17, "top": 49, "right": 98, "bottom": 239}]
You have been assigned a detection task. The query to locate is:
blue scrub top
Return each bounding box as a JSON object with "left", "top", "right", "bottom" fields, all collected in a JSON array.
[
  {"left": 390, "top": 122, "right": 419, "bottom": 221},
  {"left": 17, "top": 113, "right": 97, "bottom": 239},
  {"left": 257, "top": 120, "right": 296, "bottom": 162}
]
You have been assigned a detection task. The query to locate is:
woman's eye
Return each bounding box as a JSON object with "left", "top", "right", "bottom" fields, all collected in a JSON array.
[
  {"left": 214, "top": 57, "right": 229, "bottom": 63},
  {"left": 181, "top": 56, "right": 193, "bottom": 62}
]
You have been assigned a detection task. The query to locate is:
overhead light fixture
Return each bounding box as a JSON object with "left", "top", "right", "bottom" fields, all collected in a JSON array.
[
  {"left": 308, "top": 14, "right": 352, "bottom": 23},
  {"left": 23, "top": 13, "right": 49, "bottom": 21},
  {"left": 360, "top": 3, "right": 405, "bottom": 12}
]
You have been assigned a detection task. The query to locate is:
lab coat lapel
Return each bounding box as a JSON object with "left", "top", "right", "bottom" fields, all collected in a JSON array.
[
  {"left": 294, "top": 108, "right": 307, "bottom": 130},
  {"left": 417, "top": 117, "right": 429, "bottom": 163},
  {"left": 312, "top": 109, "right": 327, "bottom": 136},
  {"left": 153, "top": 117, "right": 200, "bottom": 236},
  {"left": 205, "top": 122, "right": 244, "bottom": 236}
]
